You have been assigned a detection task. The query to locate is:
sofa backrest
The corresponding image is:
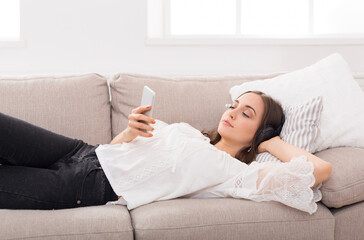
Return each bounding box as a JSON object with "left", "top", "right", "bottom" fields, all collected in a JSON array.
[
  {"left": 109, "top": 73, "right": 364, "bottom": 139},
  {"left": 0, "top": 73, "right": 111, "bottom": 145},
  {"left": 1, "top": 72, "right": 362, "bottom": 145},
  {"left": 109, "top": 72, "right": 284, "bottom": 139}
]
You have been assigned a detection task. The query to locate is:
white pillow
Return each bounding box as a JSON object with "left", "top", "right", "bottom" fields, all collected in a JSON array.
[
  {"left": 230, "top": 53, "right": 364, "bottom": 152},
  {"left": 256, "top": 96, "right": 323, "bottom": 163}
]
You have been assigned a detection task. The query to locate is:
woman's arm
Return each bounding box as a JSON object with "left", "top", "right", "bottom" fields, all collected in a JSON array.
[
  {"left": 109, "top": 131, "right": 128, "bottom": 145},
  {"left": 258, "top": 136, "right": 332, "bottom": 188}
]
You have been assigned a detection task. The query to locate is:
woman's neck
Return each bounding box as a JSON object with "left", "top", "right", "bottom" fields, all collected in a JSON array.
[{"left": 214, "top": 140, "right": 242, "bottom": 158}]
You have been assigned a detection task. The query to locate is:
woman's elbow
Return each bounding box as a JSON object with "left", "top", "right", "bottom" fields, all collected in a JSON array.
[{"left": 312, "top": 161, "right": 332, "bottom": 188}]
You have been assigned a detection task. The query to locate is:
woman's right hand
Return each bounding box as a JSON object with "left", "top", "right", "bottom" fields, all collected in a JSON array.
[{"left": 120, "top": 105, "right": 156, "bottom": 143}]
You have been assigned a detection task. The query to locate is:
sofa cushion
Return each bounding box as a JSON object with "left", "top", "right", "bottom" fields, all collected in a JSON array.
[
  {"left": 0, "top": 205, "right": 133, "bottom": 240},
  {"left": 109, "top": 72, "right": 283, "bottom": 139},
  {"left": 330, "top": 200, "right": 364, "bottom": 240},
  {"left": 314, "top": 147, "right": 364, "bottom": 208},
  {"left": 130, "top": 198, "right": 334, "bottom": 240},
  {"left": 229, "top": 53, "right": 364, "bottom": 153},
  {"left": 0, "top": 73, "right": 111, "bottom": 145}
]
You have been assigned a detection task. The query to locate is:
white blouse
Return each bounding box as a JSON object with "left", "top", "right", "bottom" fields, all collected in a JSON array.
[{"left": 95, "top": 119, "right": 322, "bottom": 215}]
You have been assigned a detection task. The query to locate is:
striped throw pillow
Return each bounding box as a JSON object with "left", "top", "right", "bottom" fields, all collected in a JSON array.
[{"left": 256, "top": 95, "right": 323, "bottom": 163}]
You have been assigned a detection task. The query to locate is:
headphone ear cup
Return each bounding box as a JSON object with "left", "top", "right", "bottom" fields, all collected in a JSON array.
[
  {"left": 256, "top": 126, "right": 276, "bottom": 145},
  {"left": 256, "top": 114, "right": 286, "bottom": 145}
]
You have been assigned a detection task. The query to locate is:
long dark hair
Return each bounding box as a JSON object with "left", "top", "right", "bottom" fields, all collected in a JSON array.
[{"left": 201, "top": 90, "right": 284, "bottom": 165}]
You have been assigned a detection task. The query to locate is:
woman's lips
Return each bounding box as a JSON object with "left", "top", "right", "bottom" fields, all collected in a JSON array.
[{"left": 222, "top": 120, "right": 233, "bottom": 128}]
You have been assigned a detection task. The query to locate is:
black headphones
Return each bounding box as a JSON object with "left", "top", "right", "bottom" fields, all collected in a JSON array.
[
  {"left": 255, "top": 113, "right": 285, "bottom": 145},
  {"left": 225, "top": 103, "right": 285, "bottom": 145}
]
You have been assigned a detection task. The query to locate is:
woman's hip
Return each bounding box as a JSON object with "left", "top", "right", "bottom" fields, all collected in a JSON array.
[{"left": 0, "top": 155, "right": 108, "bottom": 210}]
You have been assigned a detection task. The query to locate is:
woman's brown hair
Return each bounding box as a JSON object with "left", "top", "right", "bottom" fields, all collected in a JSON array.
[{"left": 201, "top": 90, "right": 284, "bottom": 165}]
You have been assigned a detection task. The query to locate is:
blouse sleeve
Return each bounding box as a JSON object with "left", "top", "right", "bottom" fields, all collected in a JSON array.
[
  {"left": 186, "top": 155, "right": 322, "bottom": 215},
  {"left": 230, "top": 155, "right": 323, "bottom": 215}
]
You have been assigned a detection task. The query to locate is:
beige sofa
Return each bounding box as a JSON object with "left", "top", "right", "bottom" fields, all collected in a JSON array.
[{"left": 0, "top": 72, "right": 363, "bottom": 240}]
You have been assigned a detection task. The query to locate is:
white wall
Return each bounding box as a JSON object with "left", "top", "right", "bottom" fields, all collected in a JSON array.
[{"left": 0, "top": 0, "right": 363, "bottom": 78}]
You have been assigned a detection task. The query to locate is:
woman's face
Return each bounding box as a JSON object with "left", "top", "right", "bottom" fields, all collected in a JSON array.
[{"left": 218, "top": 92, "right": 265, "bottom": 147}]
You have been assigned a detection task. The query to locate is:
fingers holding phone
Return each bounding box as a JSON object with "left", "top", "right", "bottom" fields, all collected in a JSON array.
[{"left": 125, "top": 105, "right": 155, "bottom": 138}]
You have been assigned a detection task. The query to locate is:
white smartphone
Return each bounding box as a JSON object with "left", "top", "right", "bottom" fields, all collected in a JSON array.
[{"left": 139, "top": 86, "right": 155, "bottom": 132}]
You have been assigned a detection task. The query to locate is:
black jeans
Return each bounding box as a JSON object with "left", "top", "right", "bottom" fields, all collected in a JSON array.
[{"left": 0, "top": 112, "right": 118, "bottom": 210}]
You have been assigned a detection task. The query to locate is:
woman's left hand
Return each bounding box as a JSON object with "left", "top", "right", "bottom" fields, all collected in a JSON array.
[{"left": 257, "top": 136, "right": 281, "bottom": 154}]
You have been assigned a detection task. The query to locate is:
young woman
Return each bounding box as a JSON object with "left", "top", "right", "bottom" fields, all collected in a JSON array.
[{"left": 0, "top": 91, "right": 332, "bottom": 213}]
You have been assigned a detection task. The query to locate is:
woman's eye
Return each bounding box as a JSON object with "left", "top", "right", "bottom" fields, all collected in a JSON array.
[{"left": 229, "top": 105, "right": 250, "bottom": 118}]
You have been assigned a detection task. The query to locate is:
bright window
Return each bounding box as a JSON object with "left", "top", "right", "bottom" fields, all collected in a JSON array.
[
  {"left": 241, "top": 0, "right": 309, "bottom": 35},
  {"left": 161, "top": 0, "right": 364, "bottom": 37},
  {"left": 170, "top": 0, "right": 236, "bottom": 35},
  {"left": 314, "top": 0, "right": 364, "bottom": 34},
  {"left": 0, "top": 0, "right": 20, "bottom": 40}
]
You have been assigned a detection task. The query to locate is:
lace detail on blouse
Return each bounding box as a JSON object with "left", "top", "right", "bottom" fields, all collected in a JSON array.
[
  {"left": 115, "top": 138, "right": 209, "bottom": 191},
  {"left": 116, "top": 143, "right": 181, "bottom": 191},
  {"left": 230, "top": 155, "right": 323, "bottom": 215}
]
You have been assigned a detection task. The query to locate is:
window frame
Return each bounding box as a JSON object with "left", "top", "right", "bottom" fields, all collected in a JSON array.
[{"left": 146, "top": 0, "right": 364, "bottom": 46}]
